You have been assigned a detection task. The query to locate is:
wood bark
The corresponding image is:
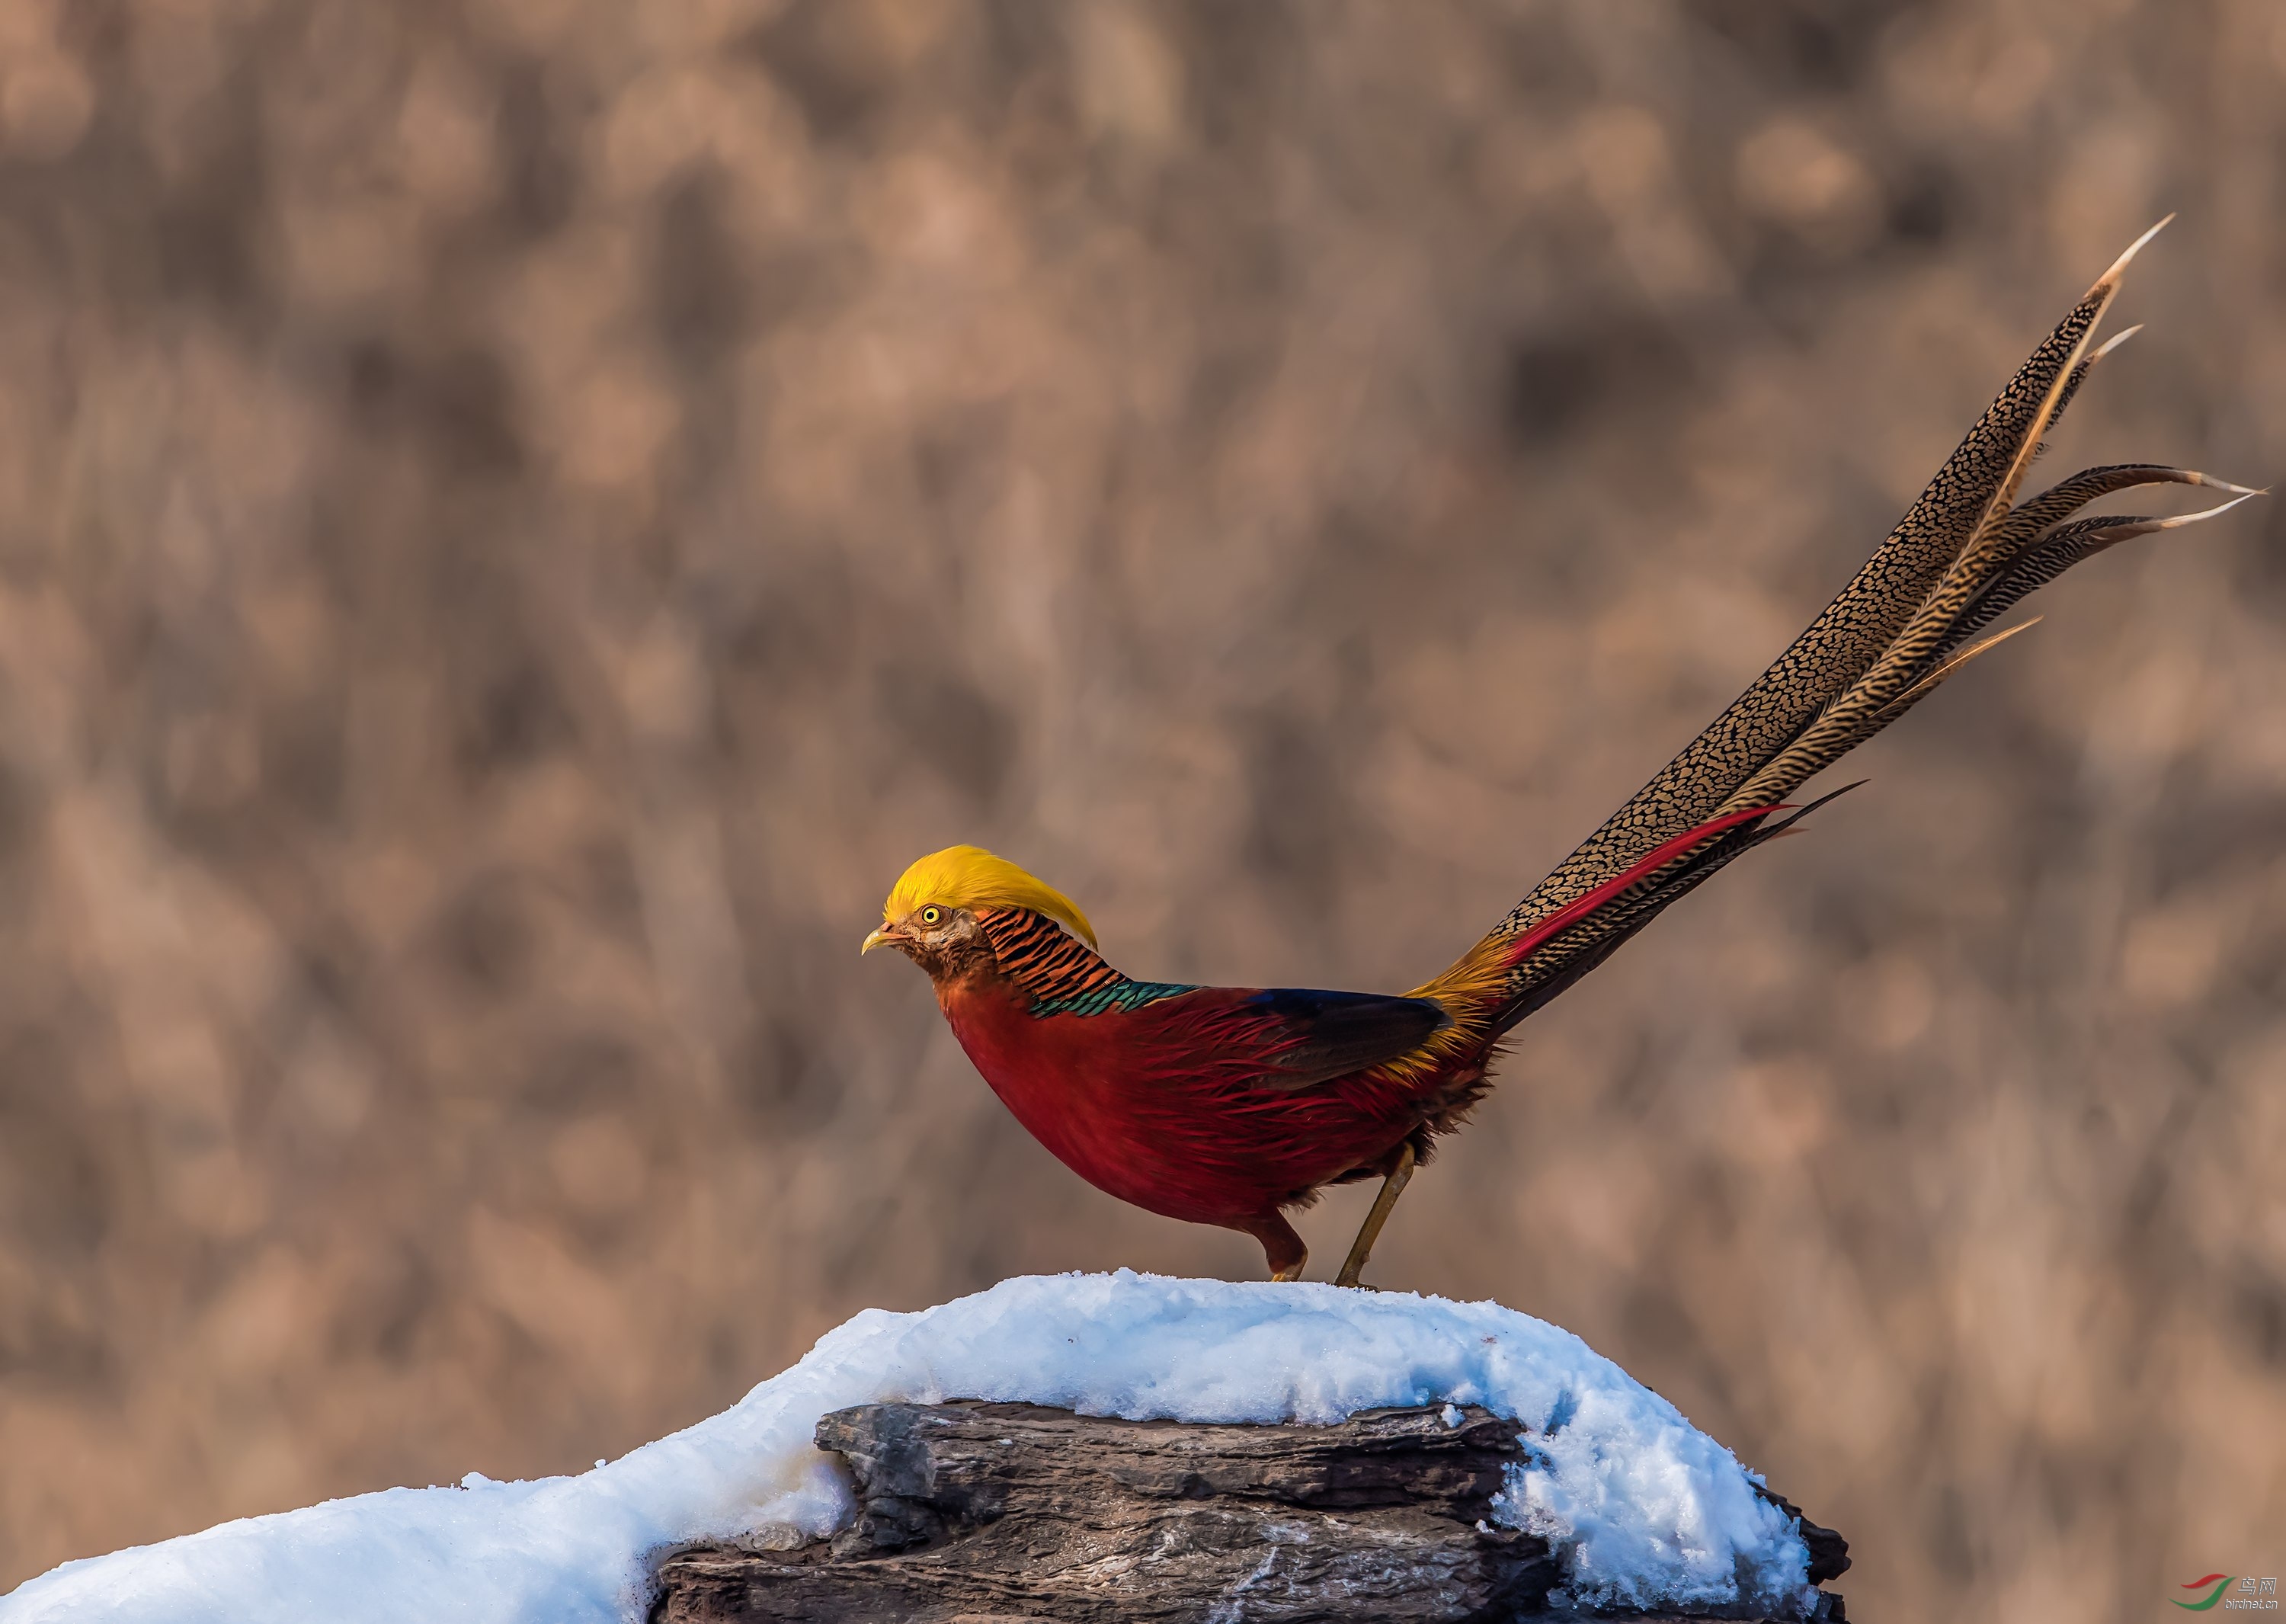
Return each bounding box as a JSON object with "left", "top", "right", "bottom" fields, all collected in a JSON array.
[{"left": 648, "top": 1401, "right": 1848, "bottom": 1624}]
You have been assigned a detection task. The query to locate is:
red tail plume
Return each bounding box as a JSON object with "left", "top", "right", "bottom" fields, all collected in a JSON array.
[{"left": 1503, "top": 806, "right": 1784, "bottom": 967}]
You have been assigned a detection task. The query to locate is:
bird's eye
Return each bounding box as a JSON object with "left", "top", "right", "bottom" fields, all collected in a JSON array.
[{"left": 920, "top": 906, "right": 943, "bottom": 925}]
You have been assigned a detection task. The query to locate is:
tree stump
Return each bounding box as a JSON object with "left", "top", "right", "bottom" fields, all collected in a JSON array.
[{"left": 648, "top": 1401, "right": 1849, "bottom": 1623}]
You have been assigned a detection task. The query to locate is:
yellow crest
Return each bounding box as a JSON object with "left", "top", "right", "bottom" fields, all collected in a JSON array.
[{"left": 881, "top": 844, "right": 1098, "bottom": 948}]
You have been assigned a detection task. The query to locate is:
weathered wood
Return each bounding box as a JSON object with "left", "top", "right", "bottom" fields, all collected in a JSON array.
[{"left": 647, "top": 1401, "right": 1849, "bottom": 1624}]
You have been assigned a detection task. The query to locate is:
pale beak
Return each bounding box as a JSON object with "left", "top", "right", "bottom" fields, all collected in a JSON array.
[{"left": 860, "top": 924, "right": 900, "bottom": 956}]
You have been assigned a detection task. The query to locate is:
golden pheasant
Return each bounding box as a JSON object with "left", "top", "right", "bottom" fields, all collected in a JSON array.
[{"left": 863, "top": 223, "right": 2256, "bottom": 1286}]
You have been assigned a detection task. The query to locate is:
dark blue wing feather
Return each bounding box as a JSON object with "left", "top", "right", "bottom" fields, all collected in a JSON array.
[{"left": 1241, "top": 988, "right": 1449, "bottom": 1091}]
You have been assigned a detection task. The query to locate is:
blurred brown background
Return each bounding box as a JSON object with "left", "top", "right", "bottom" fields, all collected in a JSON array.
[{"left": 1, "top": 0, "right": 2281, "bottom": 1616}]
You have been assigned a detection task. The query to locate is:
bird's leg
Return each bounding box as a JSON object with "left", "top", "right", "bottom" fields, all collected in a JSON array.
[
  {"left": 1242, "top": 1212, "right": 1309, "bottom": 1282},
  {"left": 1334, "top": 1142, "right": 1417, "bottom": 1289}
]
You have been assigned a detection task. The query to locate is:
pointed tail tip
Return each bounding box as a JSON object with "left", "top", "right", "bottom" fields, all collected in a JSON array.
[
  {"left": 2170, "top": 490, "right": 2263, "bottom": 527},
  {"left": 1948, "top": 615, "right": 2045, "bottom": 670},
  {"left": 2089, "top": 324, "right": 2144, "bottom": 362},
  {"left": 2185, "top": 472, "right": 2267, "bottom": 496},
  {"left": 1759, "top": 778, "right": 1873, "bottom": 838},
  {"left": 2162, "top": 490, "right": 2264, "bottom": 527},
  {"left": 2086, "top": 214, "right": 2176, "bottom": 301},
  {"left": 2092, "top": 491, "right": 2264, "bottom": 543}
]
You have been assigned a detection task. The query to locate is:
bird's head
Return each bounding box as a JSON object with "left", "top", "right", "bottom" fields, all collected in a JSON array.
[{"left": 861, "top": 844, "right": 1097, "bottom": 981}]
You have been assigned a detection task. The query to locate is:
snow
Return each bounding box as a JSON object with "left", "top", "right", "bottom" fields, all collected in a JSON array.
[{"left": 2, "top": 1273, "right": 1816, "bottom": 1622}]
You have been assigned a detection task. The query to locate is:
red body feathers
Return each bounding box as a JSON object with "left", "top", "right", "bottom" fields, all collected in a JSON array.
[
  {"left": 913, "top": 809, "right": 1775, "bottom": 1270},
  {"left": 940, "top": 976, "right": 1439, "bottom": 1228}
]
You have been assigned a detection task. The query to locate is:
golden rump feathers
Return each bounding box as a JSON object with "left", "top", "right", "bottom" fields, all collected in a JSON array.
[{"left": 877, "top": 844, "right": 1099, "bottom": 948}]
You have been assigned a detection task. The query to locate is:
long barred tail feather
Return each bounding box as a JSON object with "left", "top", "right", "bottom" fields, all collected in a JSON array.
[
  {"left": 1869, "top": 617, "right": 2045, "bottom": 724},
  {"left": 1714, "top": 487, "right": 2259, "bottom": 813},
  {"left": 1458, "top": 218, "right": 2261, "bottom": 1016},
  {"left": 1493, "top": 223, "right": 2166, "bottom": 943},
  {"left": 1930, "top": 492, "right": 2260, "bottom": 662}
]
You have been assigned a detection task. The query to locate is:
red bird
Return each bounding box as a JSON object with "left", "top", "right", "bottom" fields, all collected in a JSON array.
[{"left": 863, "top": 223, "right": 2256, "bottom": 1286}]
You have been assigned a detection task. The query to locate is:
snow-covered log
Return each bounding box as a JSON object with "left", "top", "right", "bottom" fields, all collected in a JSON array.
[
  {"left": 651, "top": 1400, "right": 1849, "bottom": 1622},
  {"left": 0, "top": 1275, "right": 1850, "bottom": 1624}
]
